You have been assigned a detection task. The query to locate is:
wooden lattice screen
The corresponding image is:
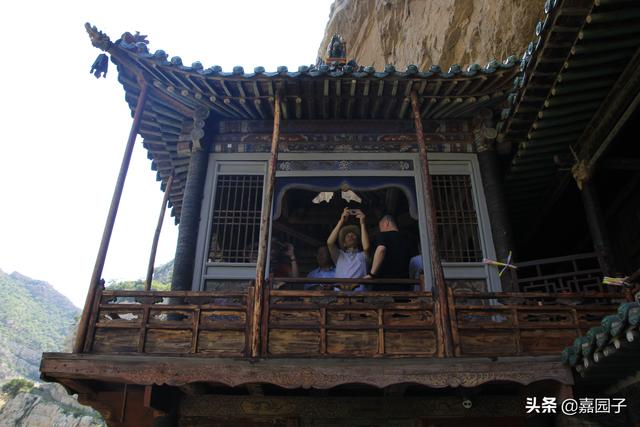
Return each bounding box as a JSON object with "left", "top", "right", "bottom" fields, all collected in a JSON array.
[
  {"left": 209, "top": 175, "right": 264, "bottom": 263},
  {"left": 432, "top": 174, "right": 482, "bottom": 262}
]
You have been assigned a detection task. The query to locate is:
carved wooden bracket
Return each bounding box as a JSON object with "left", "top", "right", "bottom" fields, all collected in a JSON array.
[{"left": 42, "top": 353, "right": 573, "bottom": 390}]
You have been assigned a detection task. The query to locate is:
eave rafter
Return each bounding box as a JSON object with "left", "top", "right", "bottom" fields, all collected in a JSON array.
[{"left": 499, "top": 0, "right": 640, "bottom": 231}]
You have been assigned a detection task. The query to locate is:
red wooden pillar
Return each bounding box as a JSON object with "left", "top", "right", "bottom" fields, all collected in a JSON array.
[
  {"left": 251, "top": 90, "right": 282, "bottom": 357},
  {"left": 410, "top": 91, "right": 454, "bottom": 357}
]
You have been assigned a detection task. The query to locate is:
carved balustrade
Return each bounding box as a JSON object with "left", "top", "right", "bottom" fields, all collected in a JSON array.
[
  {"left": 447, "top": 290, "right": 623, "bottom": 357},
  {"left": 82, "top": 274, "right": 622, "bottom": 359},
  {"left": 85, "top": 289, "right": 254, "bottom": 356},
  {"left": 264, "top": 277, "right": 433, "bottom": 357}
]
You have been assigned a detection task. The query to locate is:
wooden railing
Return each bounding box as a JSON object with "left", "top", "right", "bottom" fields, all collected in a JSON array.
[
  {"left": 447, "top": 290, "right": 622, "bottom": 357},
  {"left": 515, "top": 252, "right": 604, "bottom": 293},
  {"left": 262, "top": 277, "right": 436, "bottom": 357},
  {"left": 82, "top": 279, "right": 622, "bottom": 359},
  {"left": 85, "top": 288, "right": 254, "bottom": 356},
  {"left": 265, "top": 297, "right": 434, "bottom": 356}
]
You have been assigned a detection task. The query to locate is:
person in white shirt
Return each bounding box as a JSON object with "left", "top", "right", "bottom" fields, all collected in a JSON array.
[
  {"left": 305, "top": 246, "right": 336, "bottom": 290},
  {"left": 326, "top": 208, "right": 370, "bottom": 290},
  {"left": 409, "top": 254, "right": 424, "bottom": 280}
]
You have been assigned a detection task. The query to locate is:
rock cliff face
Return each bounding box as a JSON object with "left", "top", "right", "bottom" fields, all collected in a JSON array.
[
  {"left": 0, "top": 383, "right": 103, "bottom": 427},
  {"left": 318, "top": 0, "right": 546, "bottom": 69}
]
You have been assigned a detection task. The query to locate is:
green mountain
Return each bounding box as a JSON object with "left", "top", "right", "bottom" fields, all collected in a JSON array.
[
  {"left": 0, "top": 262, "right": 174, "bottom": 425},
  {"left": 152, "top": 259, "right": 173, "bottom": 284},
  {"left": 0, "top": 269, "right": 79, "bottom": 381},
  {"left": 105, "top": 259, "right": 173, "bottom": 291},
  {"left": 0, "top": 260, "right": 174, "bottom": 381}
]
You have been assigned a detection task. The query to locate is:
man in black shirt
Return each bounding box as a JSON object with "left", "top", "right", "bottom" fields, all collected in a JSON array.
[{"left": 364, "top": 214, "right": 412, "bottom": 290}]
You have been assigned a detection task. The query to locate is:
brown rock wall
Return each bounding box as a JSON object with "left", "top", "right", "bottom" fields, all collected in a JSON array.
[{"left": 319, "top": 0, "right": 546, "bottom": 69}]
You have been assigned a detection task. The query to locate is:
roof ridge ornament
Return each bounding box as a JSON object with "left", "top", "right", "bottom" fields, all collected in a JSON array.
[
  {"left": 121, "top": 31, "right": 148, "bottom": 46},
  {"left": 90, "top": 53, "right": 109, "bottom": 79},
  {"left": 326, "top": 33, "right": 347, "bottom": 65},
  {"left": 85, "top": 22, "right": 112, "bottom": 51}
]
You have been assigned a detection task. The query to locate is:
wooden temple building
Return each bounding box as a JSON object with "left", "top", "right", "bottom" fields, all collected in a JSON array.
[{"left": 41, "top": 1, "right": 640, "bottom": 425}]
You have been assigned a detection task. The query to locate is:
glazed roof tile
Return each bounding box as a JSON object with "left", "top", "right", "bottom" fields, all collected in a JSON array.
[
  {"left": 562, "top": 296, "right": 640, "bottom": 384},
  {"left": 115, "top": 37, "right": 516, "bottom": 80}
]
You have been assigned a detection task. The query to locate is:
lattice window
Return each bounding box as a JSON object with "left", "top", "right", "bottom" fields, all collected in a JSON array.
[
  {"left": 209, "top": 175, "right": 263, "bottom": 263},
  {"left": 432, "top": 174, "right": 482, "bottom": 262}
]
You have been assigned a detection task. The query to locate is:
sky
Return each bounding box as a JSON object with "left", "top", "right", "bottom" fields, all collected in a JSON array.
[{"left": 0, "top": 0, "right": 334, "bottom": 307}]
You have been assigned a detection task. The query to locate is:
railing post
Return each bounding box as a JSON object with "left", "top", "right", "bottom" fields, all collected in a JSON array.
[
  {"left": 82, "top": 279, "right": 105, "bottom": 353},
  {"left": 74, "top": 82, "right": 149, "bottom": 353},
  {"left": 245, "top": 286, "right": 255, "bottom": 357},
  {"left": 260, "top": 283, "right": 271, "bottom": 357},
  {"left": 251, "top": 91, "right": 282, "bottom": 357},
  {"left": 410, "top": 91, "right": 454, "bottom": 357},
  {"left": 446, "top": 288, "right": 461, "bottom": 357}
]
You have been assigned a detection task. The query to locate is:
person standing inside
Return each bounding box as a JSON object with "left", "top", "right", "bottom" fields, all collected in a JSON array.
[
  {"left": 327, "top": 208, "right": 370, "bottom": 284},
  {"left": 365, "top": 214, "right": 411, "bottom": 290}
]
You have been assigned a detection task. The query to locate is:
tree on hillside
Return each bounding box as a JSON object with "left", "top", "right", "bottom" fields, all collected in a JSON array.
[{"left": 2, "top": 378, "right": 34, "bottom": 397}]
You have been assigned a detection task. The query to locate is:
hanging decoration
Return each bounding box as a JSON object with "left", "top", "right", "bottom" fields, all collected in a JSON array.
[
  {"left": 312, "top": 192, "right": 334, "bottom": 204},
  {"left": 483, "top": 251, "right": 517, "bottom": 277}
]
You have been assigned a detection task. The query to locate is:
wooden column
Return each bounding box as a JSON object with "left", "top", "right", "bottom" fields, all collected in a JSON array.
[
  {"left": 74, "top": 82, "right": 149, "bottom": 353},
  {"left": 474, "top": 116, "right": 517, "bottom": 291},
  {"left": 145, "top": 175, "right": 174, "bottom": 290},
  {"left": 410, "top": 91, "right": 454, "bottom": 357},
  {"left": 580, "top": 179, "right": 615, "bottom": 275},
  {"left": 251, "top": 91, "right": 282, "bottom": 357},
  {"left": 171, "top": 149, "right": 208, "bottom": 291},
  {"left": 478, "top": 150, "right": 516, "bottom": 274}
]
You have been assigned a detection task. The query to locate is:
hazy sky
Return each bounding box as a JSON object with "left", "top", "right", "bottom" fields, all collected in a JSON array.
[{"left": 0, "top": 0, "right": 334, "bottom": 307}]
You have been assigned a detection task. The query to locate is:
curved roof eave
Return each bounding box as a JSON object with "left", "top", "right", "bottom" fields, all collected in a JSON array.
[{"left": 86, "top": 23, "right": 520, "bottom": 222}]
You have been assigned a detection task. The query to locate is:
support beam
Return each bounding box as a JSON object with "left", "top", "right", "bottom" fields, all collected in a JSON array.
[
  {"left": 145, "top": 175, "right": 174, "bottom": 290},
  {"left": 578, "top": 46, "right": 640, "bottom": 169},
  {"left": 580, "top": 180, "right": 615, "bottom": 275},
  {"left": 410, "top": 91, "right": 453, "bottom": 357},
  {"left": 74, "top": 82, "right": 149, "bottom": 354},
  {"left": 251, "top": 90, "right": 282, "bottom": 357},
  {"left": 171, "top": 149, "right": 208, "bottom": 290}
]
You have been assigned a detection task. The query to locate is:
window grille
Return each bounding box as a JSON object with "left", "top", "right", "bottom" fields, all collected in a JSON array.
[
  {"left": 209, "top": 175, "right": 263, "bottom": 263},
  {"left": 432, "top": 175, "right": 482, "bottom": 262}
]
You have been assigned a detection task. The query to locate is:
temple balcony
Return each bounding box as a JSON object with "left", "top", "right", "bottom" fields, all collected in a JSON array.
[
  {"left": 41, "top": 247, "right": 630, "bottom": 426},
  {"left": 57, "top": 253, "right": 624, "bottom": 361}
]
